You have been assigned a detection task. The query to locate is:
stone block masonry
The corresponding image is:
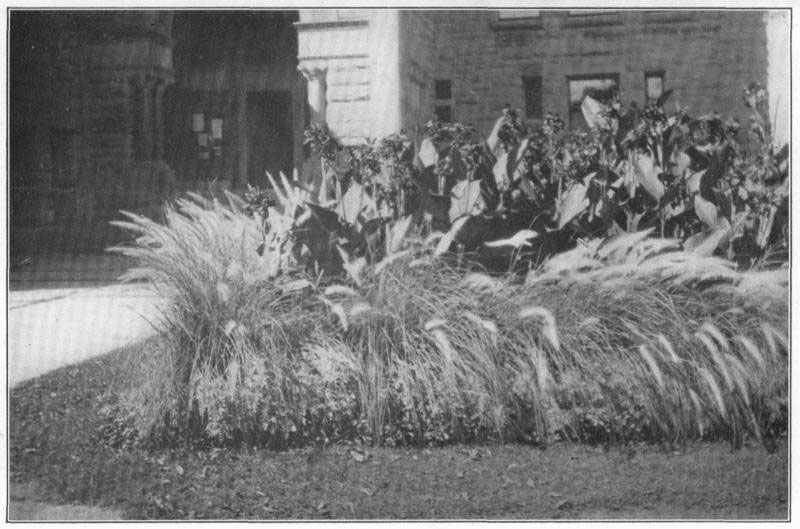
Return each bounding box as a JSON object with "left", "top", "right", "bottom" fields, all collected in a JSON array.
[{"left": 417, "top": 10, "right": 772, "bottom": 137}]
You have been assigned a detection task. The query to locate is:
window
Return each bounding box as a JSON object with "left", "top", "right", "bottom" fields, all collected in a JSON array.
[
  {"left": 435, "top": 105, "right": 453, "bottom": 123},
  {"left": 645, "top": 71, "right": 665, "bottom": 102},
  {"left": 498, "top": 10, "right": 540, "bottom": 19},
  {"left": 567, "top": 74, "right": 619, "bottom": 128},
  {"left": 434, "top": 80, "right": 452, "bottom": 101},
  {"left": 523, "top": 76, "right": 543, "bottom": 119}
]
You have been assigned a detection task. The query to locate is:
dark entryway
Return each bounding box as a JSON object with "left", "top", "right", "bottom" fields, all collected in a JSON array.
[{"left": 247, "top": 91, "right": 294, "bottom": 187}]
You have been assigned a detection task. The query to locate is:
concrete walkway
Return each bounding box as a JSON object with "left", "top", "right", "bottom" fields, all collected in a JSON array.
[
  {"left": 9, "top": 283, "right": 162, "bottom": 388},
  {"left": 8, "top": 254, "right": 163, "bottom": 388}
]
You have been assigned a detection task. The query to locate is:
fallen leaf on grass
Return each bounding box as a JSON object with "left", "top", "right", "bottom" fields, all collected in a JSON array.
[
  {"left": 548, "top": 492, "right": 562, "bottom": 498},
  {"left": 359, "top": 487, "right": 374, "bottom": 497},
  {"left": 350, "top": 449, "right": 371, "bottom": 463},
  {"left": 175, "top": 464, "right": 184, "bottom": 476},
  {"left": 526, "top": 479, "right": 535, "bottom": 488},
  {"left": 456, "top": 471, "right": 465, "bottom": 478},
  {"left": 556, "top": 499, "right": 573, "bottom": 511}
]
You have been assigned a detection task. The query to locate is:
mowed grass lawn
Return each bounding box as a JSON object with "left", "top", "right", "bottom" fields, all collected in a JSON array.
[{"left": 9, "top": 341, "right": 788, "bottom": 520}]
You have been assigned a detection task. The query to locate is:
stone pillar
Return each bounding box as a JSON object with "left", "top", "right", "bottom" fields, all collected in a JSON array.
[
  {"left": 297, "top": 61, "right": 329, "bottom": 194},
  {"left": 298, "top": 61, "right": 328, "bottom": 124}
]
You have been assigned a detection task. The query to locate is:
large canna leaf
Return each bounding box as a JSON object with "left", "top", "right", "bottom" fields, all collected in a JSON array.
[
  {"left": 492, "top": 138, "right": 529, "bottom": 192},
  {"left": 486, "top": 114, "right": 506, "bottom": 158},
  {"left": 755, "top": 205, "right": 778, "bottom": 249},
  {"left": 448, "top": 179, "right": 486, "bottom": 222},
  {"left": 581, "top": 95, "right": 611, "bottom": 130},
  {"left": 694, "top": 194, "right": 721, "bottom": 229},
  {"left": 336, "top": 181, "right": 377, "bottom": 226},
  {"left": 418, "top": 137, "right": 438, "bottom": 168},
  {"left": 555, "top": 174, "right": 596, "bottom": 229},
  {"left": 633, "top": 151, "right": 665, "bottom": 201},
  {"left": 386, "top": 215, "right": 414, "bottom": 255},
  {"left": 435, "top": 216, "right": 470, "bottom": 257},
  {"left": 493, "top": 151, "right": 511, "bottom": 191},
  {"left": 484, "top": 229, "right": 539, "bottom": 249},
  {"left": 684, "top": 217, "right": 732, "bottom": 256}
]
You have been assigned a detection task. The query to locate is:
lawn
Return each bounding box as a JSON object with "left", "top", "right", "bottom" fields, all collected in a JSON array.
[{"left": 9, "top": 341, "right": 788, "bottom": 520}]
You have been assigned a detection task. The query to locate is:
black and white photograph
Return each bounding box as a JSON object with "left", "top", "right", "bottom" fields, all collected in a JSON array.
[{"left": 5, "top": 4, "right": 792, "bottom": 521}]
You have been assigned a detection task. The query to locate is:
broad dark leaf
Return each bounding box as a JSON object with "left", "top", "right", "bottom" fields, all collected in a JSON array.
[{"left": 656, "top": 88, "right": 674, "bottom": 107}]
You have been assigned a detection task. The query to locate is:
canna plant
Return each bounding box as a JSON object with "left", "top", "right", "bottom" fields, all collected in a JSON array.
[{"left": 244, "top": 82, "right": 788, "bottom": 281}]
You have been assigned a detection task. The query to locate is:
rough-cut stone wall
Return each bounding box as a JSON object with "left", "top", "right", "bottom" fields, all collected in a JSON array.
[
  {"left": 296, "top": 15, "right": 376, "bottom": 144},
  {"left": 398, "top": 10, "right": 437, "bottom": 142},
  {"left": 10, "top": 10, "right": 176, "bottom": 253},
  {"left": 418, "top": 10, "right": 770, "bottom": 137}
]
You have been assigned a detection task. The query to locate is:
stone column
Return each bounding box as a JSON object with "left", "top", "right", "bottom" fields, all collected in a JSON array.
[
  {"left": 298, "top": 61, "right": 328, "bottom": 124},
  {"left": 297, "top": 60, "right": 329, "bottom": 194}
]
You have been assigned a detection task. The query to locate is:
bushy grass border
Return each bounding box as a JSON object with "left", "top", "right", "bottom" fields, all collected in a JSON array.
[{"left": 105, "top": 196, "right": 788, "bottom": 450}]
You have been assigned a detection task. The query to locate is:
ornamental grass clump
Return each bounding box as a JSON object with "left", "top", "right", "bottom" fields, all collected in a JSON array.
[
  {"left": 522, "top": 230, "right": 788, "bottom": 448},
  {"left": 109, "top": 193, "right": 329, "bottom": 446}
]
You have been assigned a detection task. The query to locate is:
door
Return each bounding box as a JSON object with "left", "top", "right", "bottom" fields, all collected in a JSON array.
[{"left": 247, "top": 91, "right": 293, "bottom": 188}]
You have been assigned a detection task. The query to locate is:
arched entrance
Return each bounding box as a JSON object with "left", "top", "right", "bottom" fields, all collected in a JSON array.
[{"left": 165, "top": 11, "right": 303, "bottom": 192}]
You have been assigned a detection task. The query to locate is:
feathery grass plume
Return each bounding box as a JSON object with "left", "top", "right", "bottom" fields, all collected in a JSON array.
[
  {"left": 696, "top": 331, "right": 733, "bottom": 391},
  {"left": 324, "top": 285, "right": 359, "bottom": 297},
  {"left": 735, "top": 335, "right": 767, "bottom": 371},
  {"left": 518, "top": 306, "right": 560, "bottom": 351},
  {"left": 656, "top": 334, "right": 681, "bottom": 363},
  {"left": 462, "top": 272, "right": 504, "bottom": 292},
  {"left": 698, "top": 367, "right": 727, "bottom": 418},
  {"left": 638, "top": 344, "right": 665, "bottom": 389}
]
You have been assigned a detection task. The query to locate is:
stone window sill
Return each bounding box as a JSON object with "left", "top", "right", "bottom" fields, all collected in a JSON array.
[
  {"left": 294, "top": 19, "right": 368, "bottom": 31},
  {"left": 490, "top": 16, "right": 544, "bottom": 31},
  {"left": 641, "top": 11, "right": 699, "bottom": 24},
  {"left": 561, "top": 13, "right": 623, "bottom": 29}
]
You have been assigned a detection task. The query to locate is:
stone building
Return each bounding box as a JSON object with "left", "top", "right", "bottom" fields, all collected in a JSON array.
[{"left": 9, "top": 8, "right": 789, "bottom": 256}]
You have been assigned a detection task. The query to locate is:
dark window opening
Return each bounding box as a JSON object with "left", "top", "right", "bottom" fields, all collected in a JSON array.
[
  {"left": 434, "top": 80, "right": 452, "bottom": 100},
  {"left": 523, "top": 75, "right": 543, "bottom": 119}
]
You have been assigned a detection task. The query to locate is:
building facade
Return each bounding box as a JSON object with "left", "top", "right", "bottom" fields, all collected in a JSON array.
[{"left": 9, "top": 9, "right": 789, "bottom": 255}]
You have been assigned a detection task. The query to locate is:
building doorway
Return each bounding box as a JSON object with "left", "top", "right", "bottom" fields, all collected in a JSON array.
[{"left": 247, "top": 91, "right": 294, "bottom": 187}]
